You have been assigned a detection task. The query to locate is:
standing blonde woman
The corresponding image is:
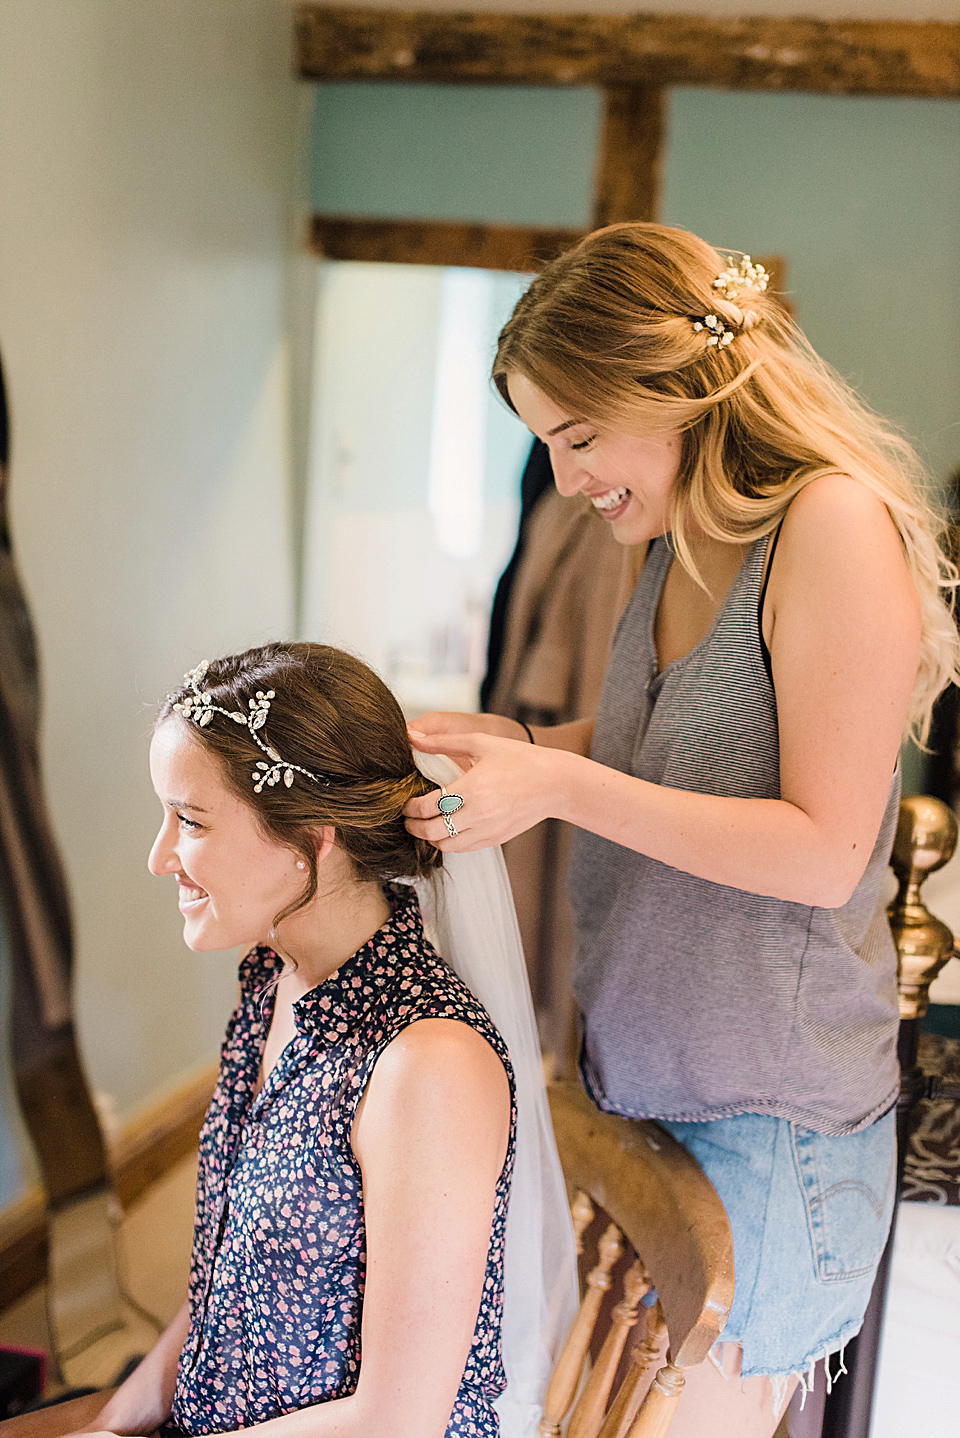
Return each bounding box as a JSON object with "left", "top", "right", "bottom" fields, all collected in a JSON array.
[{"left": 404, "top": 223, "right": 959, "bottom": 1437}]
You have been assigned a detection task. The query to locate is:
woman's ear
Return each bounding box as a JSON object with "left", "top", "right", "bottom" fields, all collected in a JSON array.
[{"left": 314, "top": 825, "right": 338, "bottom": 868}]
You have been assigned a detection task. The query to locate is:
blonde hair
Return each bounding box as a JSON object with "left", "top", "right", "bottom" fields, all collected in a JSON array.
[{"left": 493, "top": 222, "right": 958, "bottom": 743}]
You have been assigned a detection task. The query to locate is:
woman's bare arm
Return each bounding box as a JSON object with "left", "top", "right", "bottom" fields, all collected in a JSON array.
[
  {"left": 405, "top": 477, "right": 921, "bottom": 908},
  {"left": 77, "top": 1299, "right": 190, "bottom": 1435}
]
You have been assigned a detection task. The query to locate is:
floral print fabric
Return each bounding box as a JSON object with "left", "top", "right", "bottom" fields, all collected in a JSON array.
[{"left": 171, "top": 883, "right": 516, "bottom": 1436}]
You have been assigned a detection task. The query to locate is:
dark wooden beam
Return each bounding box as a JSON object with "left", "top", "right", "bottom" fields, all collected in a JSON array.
[
  {"left": 593, "top": 85, "right": 664, "bottom": 227},
  {"left": 295, "top": 8, "right": 960, "bottom": 99},
  {"left": 309, "top": 215, "right": 586, "bottom": 271}
]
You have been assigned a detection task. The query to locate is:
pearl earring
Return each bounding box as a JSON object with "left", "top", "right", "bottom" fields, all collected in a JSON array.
[{"left": 296, "top": 859, "right": 306, "bottom": 871}]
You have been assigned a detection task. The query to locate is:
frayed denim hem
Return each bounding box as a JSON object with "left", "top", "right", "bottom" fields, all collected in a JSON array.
[{"left": 708, "top": 1318, "right": 862, "bottom": 1420}]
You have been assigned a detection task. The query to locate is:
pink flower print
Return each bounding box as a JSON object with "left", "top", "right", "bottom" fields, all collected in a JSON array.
[{"left": 173, "top": 886, "right": 512, "bottom": 1438}]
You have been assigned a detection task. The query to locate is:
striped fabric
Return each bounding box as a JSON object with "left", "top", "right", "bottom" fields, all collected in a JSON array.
[{"left": 568, "top": 535, "right": 900, "bottom": 1136}]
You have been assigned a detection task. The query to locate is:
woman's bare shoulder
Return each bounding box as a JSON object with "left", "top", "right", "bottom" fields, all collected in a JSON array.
[
  {"left": 354, "top": 1018, "right": 510, "bottom": 1169},
  {"left": 378, "top": 1017, "right": 507, "bottom": 1081},
  {"left": 781, "top": 472, "right": 897, "bottom": 542},
  {"left": 769, "top": 472, "right": 919, "bottom": 648},
  {"left": 362, "top": 1019, "right": 510, "bottom": 1129}
]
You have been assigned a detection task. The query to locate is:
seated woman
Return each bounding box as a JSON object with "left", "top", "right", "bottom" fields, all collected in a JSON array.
[{"left": 74, "top": 642, "right": 570, "bottom": 1438}]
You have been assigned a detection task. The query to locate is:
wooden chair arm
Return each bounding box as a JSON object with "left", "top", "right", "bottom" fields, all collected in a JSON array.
[
  {"left": 0, "top": 1391, "right": 116, "bottom": 1438},
  {"left": 548, "top": 1081, "right": 734, "bottom": 1366}
]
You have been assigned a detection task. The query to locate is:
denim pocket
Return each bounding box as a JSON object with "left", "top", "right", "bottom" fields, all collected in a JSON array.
[{"left": 790, "top": 1110, "right": 896, "bottom": 1283}]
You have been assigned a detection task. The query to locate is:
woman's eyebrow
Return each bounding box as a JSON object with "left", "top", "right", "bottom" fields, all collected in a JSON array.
[
  {"left": 168, "top": 799, "right": 211, "bottom": 813},
  {"left": 547, "top": 417, "right": 587, "bottom": 436}
]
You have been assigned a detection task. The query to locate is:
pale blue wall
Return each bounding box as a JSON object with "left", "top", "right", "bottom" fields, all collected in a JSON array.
[
  {"left": 308, "top": 82, "right": 960, "bottom": 486},
  {"left": 309, "top": 82, "right": 601, "bottom": 227},
  {"left": 662, "top": 89, "right": 960, "bottom": 488}
]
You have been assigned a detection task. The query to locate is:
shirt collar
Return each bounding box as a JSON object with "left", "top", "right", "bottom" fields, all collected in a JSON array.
[{"left": 238, "top": 882, "right": 427, "bottom": 1048}]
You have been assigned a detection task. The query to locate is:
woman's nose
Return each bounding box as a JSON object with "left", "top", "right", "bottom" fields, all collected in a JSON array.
[
  {"left": 549, "top": 450, "right": 589, "bottom": 499},
  {"left": 148, "top": 821, "right": 179, "bottom": 877}
]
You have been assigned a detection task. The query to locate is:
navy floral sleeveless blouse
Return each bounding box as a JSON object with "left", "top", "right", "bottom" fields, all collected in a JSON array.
[{"left": 171, "top": 883, "right": 516, "bottom": 1437}]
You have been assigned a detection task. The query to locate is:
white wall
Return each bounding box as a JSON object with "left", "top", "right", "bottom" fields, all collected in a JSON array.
[{"left": 0, "top": 0, "right": 302, "bottom": 1176}]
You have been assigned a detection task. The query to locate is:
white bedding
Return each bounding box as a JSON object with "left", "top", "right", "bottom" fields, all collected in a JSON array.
[{"left": 870, "top": 1202, "right": 960, "bottom": 1437}]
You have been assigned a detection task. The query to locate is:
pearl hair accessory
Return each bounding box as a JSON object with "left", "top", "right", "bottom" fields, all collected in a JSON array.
[
  {"left": 173, "top": 660, "right": 329, "bottom": 795},
  {"left": 691, "top": 255, "right": 769, "bottom": 349}
]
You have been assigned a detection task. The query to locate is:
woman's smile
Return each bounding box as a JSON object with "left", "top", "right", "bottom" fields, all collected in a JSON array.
[
  {"left": 177, "top": 874, "right": 209, "bottom": 910},
  {"left": 588, "top": 486, "right": 632, "bottom": 519}
]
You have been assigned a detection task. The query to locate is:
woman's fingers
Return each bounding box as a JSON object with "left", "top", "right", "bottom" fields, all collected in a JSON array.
[
  {"left": 406, "top": 709, "right": 478, "bottom": 739},
  {"left": 407, "top": 711, "right": 523, "bottom": 744},
  {"left": 404, "top": 735, "right": 492, "bottom": 826},
  {"left": 407, "top": 729, "right": 449, "bottom": 753},
  {"left": 404, "top": 732, "right": 557, "bottom": 853},
  {"left": 408, "top": 730, "right": 487, "bottom": 762}
]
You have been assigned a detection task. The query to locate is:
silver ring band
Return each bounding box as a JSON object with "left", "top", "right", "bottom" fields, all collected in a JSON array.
[{"left": 442, "top": 813, "right": 458, "bottom": 838}]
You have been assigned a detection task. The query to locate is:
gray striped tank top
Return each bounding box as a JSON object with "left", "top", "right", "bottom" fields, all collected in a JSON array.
[{"left": 568, "top": 534, "right": 900, "bottom": 1136}]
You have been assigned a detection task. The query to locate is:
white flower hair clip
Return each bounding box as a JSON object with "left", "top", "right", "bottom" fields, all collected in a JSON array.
[
  {"left": 712, "top": 255, "right": 769, "bottom": 303},
  {"left": 692, "top": 313, "right": 737, "bottom": 348},
  {"left": 691, "top": 256, "right": 769, "bottom": 349},
  {"left": 173, "top": 660, "right": 328, "bottom": 794}
]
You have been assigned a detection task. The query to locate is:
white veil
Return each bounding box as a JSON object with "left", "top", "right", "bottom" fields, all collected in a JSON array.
[{"left": 412, "top": 753, "right": 580, "bottom": 1438}]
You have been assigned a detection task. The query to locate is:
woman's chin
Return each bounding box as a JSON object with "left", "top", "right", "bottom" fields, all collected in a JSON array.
[
  {"left": 180, "top": 911, "right": 225, "bottom": 952},
  {"left": 182, "top": 924, "right": 215, "bottom": 952}
]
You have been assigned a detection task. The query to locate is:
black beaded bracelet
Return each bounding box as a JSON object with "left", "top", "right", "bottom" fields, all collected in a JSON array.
[{"left": 517, "top": 719, "right": 536, "bottom": 745}]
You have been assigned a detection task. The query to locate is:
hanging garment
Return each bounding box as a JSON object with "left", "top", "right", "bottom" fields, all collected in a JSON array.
[{"left": 486, "top": 477, "right": 636, "bottom": 1071}]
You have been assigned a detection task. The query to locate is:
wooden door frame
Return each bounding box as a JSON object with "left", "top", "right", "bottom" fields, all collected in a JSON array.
[{"left": 297, "top": 7, "right": 960, "bottom": 270}]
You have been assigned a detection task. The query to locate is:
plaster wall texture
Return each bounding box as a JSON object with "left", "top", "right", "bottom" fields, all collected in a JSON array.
[{"left": 0, "top": 0, "right": 302, "bottom": 1201}]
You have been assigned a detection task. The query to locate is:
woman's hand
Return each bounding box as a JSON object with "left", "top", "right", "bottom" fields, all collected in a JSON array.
[
  {"left": 74, "top": 1301, "right": 189, "bottom": 1438},
  {"left": 404, "top": 729, "right": 569, "bottom": 851},
  {"left": 408, "top": 709, "right": 531, "bottom": 744}
]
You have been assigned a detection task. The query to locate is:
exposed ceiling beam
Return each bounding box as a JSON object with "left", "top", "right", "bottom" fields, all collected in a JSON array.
[
  {"left": 309, "top": 215, "right": 586, "bottom": 270},
  {"left": 295, "top": 8, "right": 960, "bottom": 98}
]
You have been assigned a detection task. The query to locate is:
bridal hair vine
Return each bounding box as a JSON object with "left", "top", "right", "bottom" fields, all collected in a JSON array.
[
  {"left": 691, "top": 255, "right": 769, "bottom": 348},
  {"left": 173, "top": 660, "right": 328, "bottom": 794}
]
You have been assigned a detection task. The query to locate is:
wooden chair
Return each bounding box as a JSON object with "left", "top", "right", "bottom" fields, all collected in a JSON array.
[
  {"left": 0, "top": 1390, "right": 113, "bottom": 1438},
  {"left": 544, "top": 1080, "right": 734, "bottom": 1438}
]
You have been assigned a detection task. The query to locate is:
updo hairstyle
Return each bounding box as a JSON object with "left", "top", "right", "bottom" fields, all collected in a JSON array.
[{"left": 158, "top": 643, "right": 442, "bottom": 922}]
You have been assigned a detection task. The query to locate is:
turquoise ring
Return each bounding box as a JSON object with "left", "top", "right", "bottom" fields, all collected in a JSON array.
[{"left": 437, "top": 788, "right": 464, "bottom": 816}]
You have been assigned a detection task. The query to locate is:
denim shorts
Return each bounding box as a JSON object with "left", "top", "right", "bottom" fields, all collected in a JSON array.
[{"left": 658, "top": 1108, "right": 897, "bottom": 1379}]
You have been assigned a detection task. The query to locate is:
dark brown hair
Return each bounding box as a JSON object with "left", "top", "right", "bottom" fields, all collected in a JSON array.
[{"left": 158, "top": 643, "right": 441, "bottom": 923}]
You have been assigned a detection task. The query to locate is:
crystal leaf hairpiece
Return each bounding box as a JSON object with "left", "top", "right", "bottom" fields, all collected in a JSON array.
[
  {"left": 690, "top": 255, "right": 769, "bottom": 349},
  {"left": 173, "top": 660, "right": 328, "bottom": 795}
]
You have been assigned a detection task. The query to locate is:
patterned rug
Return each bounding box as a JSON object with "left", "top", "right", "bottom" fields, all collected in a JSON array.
[{"left": 902, "top": 1033, "right": 960, "bottom": 1205}]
